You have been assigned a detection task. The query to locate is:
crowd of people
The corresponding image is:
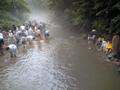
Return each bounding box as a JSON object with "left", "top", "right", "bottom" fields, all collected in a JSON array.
[
  {"left": 0, "top": 21, "right": 50, "bottom": 57},
  {"left": 87, "top": 29, "right": 120, "bottom": 72}
]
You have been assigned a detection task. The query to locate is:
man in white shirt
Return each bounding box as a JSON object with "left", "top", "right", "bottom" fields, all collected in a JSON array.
[
  {"left": 0, "top": 31, "right": 4, "bottom": 55},
  {"left": 6, "top": 44, "right": 17, "bottom": 57},
  {"left": 26, "top": 35, "right": 34, "bottom": 44},
  {"left": 8, "top": 30, "right": 16, "bottom": 44},
  {"left": 0, "top": 32, "right": 3, "bottom": 39},
  {"left": 28, "top": 28, "right": 34, "bottom": 36},
  {"left": 20, "top": 24, "right": 25, "bottom": 31},
  {"left": 44, "top": 30, "right": 50, "bottom": 38},
  {"left": 0, "top": 31, "right": 4, "bottom": 43},
  {"left": 101, "top": 39, "right": 107, "bottom": 52}
]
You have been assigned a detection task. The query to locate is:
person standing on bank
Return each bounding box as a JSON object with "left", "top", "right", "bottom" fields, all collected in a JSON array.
[{"left": 112, "top": 31, "right": 120, "bottom": 57}]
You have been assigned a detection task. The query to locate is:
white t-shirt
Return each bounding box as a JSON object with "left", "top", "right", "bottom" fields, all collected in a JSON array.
[
  {"left": 28, "top": 29, "right": 33, "bottom": 36},
  {"left": 88, "top": 36, "right": 91, "bottom": 40},
  {"left": 8, "top": 44, "right": 17, "bottom": 49},
  {"left": 25, "top": 30, "right": 28, "bottom": 36},
  {"left": 45, "top": 30, "right": 49, "bottom": 34},
  {"left": 37, "top": 29, "right": 40, "bottom": 33},
  {"left": 9, "top": 32, "right": 13, "bottom": 38},
  {"left": 35, "top": 26, "right": 37, "bottom": 30},
  {"left": 101, "top": 41, "right": 106, "bottom": 47},
  {"left": 27, "top": 35, "right": 34, "bottom": 40},
  {"left": 20, "top": 25, "right": 25, "bottom": 30},
  {"left": 92, "top": 35, "right": 96, "bottom": 39},
  {"left": 0, "top": 33, "right": 3, "bottom": 39}
]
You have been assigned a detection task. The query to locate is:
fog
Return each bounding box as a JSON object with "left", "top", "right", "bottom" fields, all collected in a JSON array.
[{"left": 27, "top": 0, "right": 52, "bottom": 23}]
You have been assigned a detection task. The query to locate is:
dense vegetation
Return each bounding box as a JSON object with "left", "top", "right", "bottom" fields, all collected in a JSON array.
[
  {"left": 0, "top": 0, "right": 29, "bottom": 29},
  {"left": 48, "top": 0, "right": 120, "bottom": 33}
]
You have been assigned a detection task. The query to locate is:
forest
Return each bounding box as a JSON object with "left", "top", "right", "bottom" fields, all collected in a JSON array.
[
  {"left": 0, "top": 0, "right": 120, "bottom": 33},
  {"left": 48, "top": 0, "right": 120, "bottom": 33},
  {"left": 0, "top": 0, "right": 29, "bottom": 29}
]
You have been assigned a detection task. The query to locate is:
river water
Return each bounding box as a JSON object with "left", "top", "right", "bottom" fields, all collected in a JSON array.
[
  {"left": 0, "top": 0, "right": 120, "bottom": 90},
  {"left": 0, "top": 24, "right": 120, "bottom": 90}
]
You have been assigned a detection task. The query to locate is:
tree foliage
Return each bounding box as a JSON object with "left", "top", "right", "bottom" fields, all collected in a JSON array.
[
  {"left": 0, "top": 0, "right": 29, "bottom": 28},
  {"left": 48, "top": 0, "right": 120, "bottom": 33}
]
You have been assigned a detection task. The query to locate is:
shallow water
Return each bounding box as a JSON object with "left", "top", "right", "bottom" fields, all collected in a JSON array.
[{"left": 0, "top": 24, "right": 120, "bottom": 90}]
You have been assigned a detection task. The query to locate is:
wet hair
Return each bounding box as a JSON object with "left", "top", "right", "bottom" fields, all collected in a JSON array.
[{"left": 6, "top": 47, "right": 10, "bottom": 50}]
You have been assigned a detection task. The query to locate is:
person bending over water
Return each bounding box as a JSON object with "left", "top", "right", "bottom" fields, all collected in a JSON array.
[{"left": 6, "top": 44, "right": 17, "bottom": 57}]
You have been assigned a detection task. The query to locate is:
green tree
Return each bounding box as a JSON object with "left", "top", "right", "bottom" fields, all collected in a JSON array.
[
  {"left": 0, "top": 0, "right": 29, "bottom": 29},
  {"left": 48, "top": 0, "right": 120, "bottom": 33}
]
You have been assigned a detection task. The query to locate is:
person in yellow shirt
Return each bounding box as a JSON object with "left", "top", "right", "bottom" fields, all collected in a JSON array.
[{"left": 105, "top": 41, "right": 112, "bottom": 54}]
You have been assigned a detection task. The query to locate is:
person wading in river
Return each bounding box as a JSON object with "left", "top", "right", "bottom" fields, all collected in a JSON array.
[
  {"left": 6, "top": 44, "right": 17, "bottom": 57},
  {"left": 21, "top": 36, "right": 27, "bottom": 49},
  {"left": 0, "top": 30, "right": 4, "bottom": 55}
]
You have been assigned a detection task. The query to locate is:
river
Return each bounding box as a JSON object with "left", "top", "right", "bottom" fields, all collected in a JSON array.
[{"left": 0, "top": 0, "right": 120, "bottom": 90}]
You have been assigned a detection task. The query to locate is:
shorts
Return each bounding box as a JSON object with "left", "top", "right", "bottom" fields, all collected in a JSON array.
[
  {"left": 22, "top": 41, "right": 26, "bottom": 44},
  {"left": 45, "top": 33, "right": 49, "bottom": 37},
  {"left": 0, "top": 39, "right": 4, "bottom": 45}
]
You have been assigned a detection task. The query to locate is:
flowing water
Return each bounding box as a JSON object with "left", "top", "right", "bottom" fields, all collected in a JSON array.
[
  {"left": 0, "top": 24, "right": 120, "bottom": 90},
  {"left": 0, "top": 0, "right": 120, "bottom": 90}
]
